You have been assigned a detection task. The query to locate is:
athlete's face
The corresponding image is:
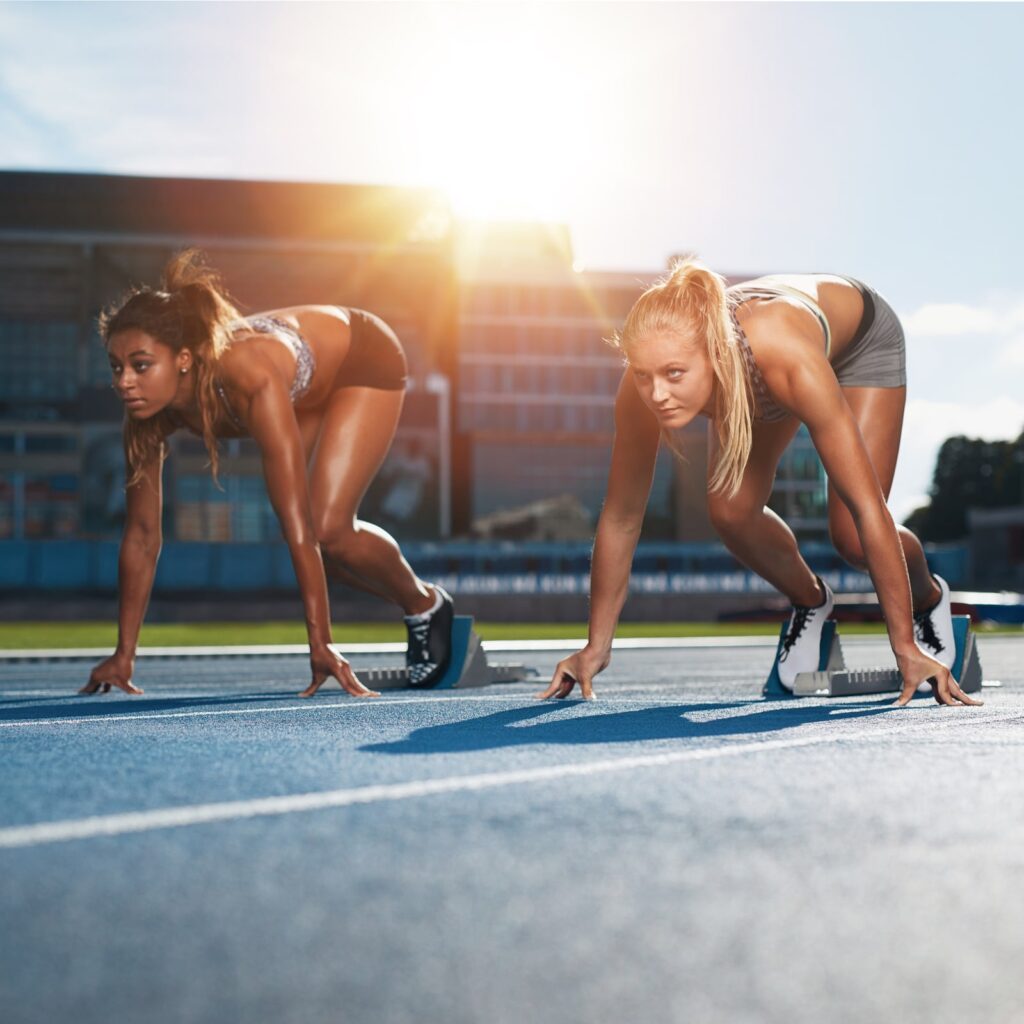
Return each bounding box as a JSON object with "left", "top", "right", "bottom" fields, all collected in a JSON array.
[
  {"left": 107, "top": 329, "right": 191, "bottom": 419},
  {"left": 627, "top": 331, "right": 716, "bottom": 428}
]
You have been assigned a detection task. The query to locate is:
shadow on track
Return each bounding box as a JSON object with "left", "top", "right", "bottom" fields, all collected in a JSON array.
[
  {"left": 0, "top": 692, "right": 311, "bottom": 722},
  {"left": 361, "top": 700, "right": 896, "bottom": 755}
]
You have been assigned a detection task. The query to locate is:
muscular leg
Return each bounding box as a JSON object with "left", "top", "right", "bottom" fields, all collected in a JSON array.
[
  {"left": 295, "top": 406, "right": 392, "bottom": 602},
  {"left": 827, "top": 386, "right": 941, "bottom": 611},
  {"left": 306, "top": 387, "right": 435, "bottom": 616},
  {"left": 707, "top": 416, "right": 822, "bottom": 607}
]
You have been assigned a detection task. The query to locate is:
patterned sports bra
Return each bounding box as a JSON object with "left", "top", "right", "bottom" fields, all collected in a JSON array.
[
  {"left": 726, "top": 281, "right": 831, "bottom": 423},
  {"left": 214, "top": 316, "right": 317, "bottom": 432}
]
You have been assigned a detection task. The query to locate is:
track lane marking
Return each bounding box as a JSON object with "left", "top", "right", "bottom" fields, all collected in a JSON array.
[
  {"left": 1, "top": 710, "right": 1018, "bottom": 849},
  {"left": 0, "top": 692, "right": 775, "bottom": 728},
  {"left": 0, "top": 689, "right": 1012, "bottom": 728}
]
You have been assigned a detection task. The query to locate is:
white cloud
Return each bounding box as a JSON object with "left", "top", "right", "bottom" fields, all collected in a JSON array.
[
  {"left": 902, "top": 303, "right": 999, "bottom": 336},
  {"left": 903, "top": 396, "right": 1024, "bottom": 449},
  {"left": 996, "top": 336, "right": 1024, "bottom": 368},
  {"left": 902, "top": 300, "right": 1024, "bottom": 338}
]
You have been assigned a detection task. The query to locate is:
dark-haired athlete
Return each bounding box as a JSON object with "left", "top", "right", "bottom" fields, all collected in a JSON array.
[{"left": 82, "top": 251, "right": 453, "bottom": 698}]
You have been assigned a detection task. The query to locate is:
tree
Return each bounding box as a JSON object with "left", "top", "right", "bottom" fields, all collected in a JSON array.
[{"left": 904, "top": 428, "right": 1024, "bottom": 541}]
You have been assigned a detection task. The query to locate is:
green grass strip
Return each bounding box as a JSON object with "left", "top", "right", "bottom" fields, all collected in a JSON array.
[{"left": 0, "top": 619, "right": 1017, "bottom": 651}]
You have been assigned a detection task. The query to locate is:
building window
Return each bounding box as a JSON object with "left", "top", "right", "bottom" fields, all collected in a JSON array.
[
  {"left": 24, "top": 473, "right": 79, "bottom": 538},
  {"left": 234, "top": 476, "right": 278, "bottom": 542},
  {"left": 0, "top": 321, "right": 79, "bottom": 402},
  {"left": 86, "top": 324, "right": 115, "bottom": 387},
  {"left": 175, "top": 474, "right": 233, "bottom": 542},
  {"left": 0, "top": 477, "right": 14, "bottom": 538}
]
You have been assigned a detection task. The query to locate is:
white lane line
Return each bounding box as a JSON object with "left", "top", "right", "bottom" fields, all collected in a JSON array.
[
  {"left": 0, "top": 688, "right": 1015, "bottom": 729},
  {"left": 0, "top": 692, "right": 773, "bottom": 729},
  {"left": 1, "top": 711, "right": 1018, "bottom": 849},
  {"left": 489, "top": 636, "right": 776, "bottom": 651}
]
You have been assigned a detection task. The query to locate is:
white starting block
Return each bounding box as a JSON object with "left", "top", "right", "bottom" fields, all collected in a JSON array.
[
  {"left": 359, "top": 615, "right": 536, "bottom": 691},
  {"left": 763, "top": 615, "right": 989, "bottom": 698}
]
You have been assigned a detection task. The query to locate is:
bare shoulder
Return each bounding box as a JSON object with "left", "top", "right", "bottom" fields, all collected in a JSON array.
[
  {"left": 216, "top": 336, "right": 291, "bottom": 398},
  {"left": 741, "top": 299, "right": 827, "bottom": 372}
]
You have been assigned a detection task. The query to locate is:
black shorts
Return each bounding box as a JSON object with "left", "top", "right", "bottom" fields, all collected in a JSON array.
[{"left": 337, "top": 308, "right": 409, "bottom": 390}]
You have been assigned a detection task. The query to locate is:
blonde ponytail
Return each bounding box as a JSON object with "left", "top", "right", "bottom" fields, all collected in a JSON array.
[{"left": 616, "top": 258, "right": 753, "bottom": 499}]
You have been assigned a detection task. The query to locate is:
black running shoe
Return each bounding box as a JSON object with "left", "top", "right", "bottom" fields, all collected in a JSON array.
[{"left": 404, "top": 586, "right": 454, "bottom": 688}]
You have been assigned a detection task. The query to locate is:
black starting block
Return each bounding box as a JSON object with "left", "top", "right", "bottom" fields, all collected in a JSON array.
[
  {"left": 763, "top": 615, "right": 989, "bottom": 698},
  {"left": 358, "top": 615, "right": 536, "bottom": 691}
]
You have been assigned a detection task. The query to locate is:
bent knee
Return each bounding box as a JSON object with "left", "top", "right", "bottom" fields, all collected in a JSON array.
[
  {"left": 316, "top": 523, "right": 360, "bottom": 562},
  {"left": 830, "top": 524, "right": 866, "bottom": 569},
  {"left": 707, "top": 495, "right": 763, "bottom": 534}
]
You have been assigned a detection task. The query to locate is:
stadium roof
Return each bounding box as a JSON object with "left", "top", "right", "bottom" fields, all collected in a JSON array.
[{"left": 0, "top": 170, "right": 453, "bottom": 246}]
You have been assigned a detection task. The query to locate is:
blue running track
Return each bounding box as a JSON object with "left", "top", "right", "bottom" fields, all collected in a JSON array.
[{"left": 2, "top": 636, "right": 1023, "bottom": 1024}]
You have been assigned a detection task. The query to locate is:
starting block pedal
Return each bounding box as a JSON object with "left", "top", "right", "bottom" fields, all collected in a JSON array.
[
  {"left": 763, "top": 615, "right": 988, "bottom": 698},
  {"left": 357, "top": 615, "right": 536, "bottom": 691}
]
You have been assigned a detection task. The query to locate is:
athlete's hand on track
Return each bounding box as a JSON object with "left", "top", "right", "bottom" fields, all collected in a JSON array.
[
  {"left": 536, "top": 645, "right": 610, "bottom": 701},
  {"left": 299, "top": 645, "right": 379, "bottom": 699},
  {"left": 80, "top": 652, "right": 143, "bottom": 695},
  {"left": 894, "top": 645, "right": 982, "bottom": 707}
]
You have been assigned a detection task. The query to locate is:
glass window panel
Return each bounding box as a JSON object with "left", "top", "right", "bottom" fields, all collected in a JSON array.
[
  {"left": 23, "top": 473, "right": 80, "bottom": 538},
  {"left": 0, "top": 321, "right": 79, "bottom": 401}
]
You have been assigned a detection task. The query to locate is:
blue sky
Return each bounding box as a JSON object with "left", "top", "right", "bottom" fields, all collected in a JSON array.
[{"left": 2, "top": 1, "right": 1022, "bottom": 518}]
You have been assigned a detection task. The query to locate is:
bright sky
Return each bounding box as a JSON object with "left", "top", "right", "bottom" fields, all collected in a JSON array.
[{"left": 2, "top": 1, "right": 1022, "bottom": 520}]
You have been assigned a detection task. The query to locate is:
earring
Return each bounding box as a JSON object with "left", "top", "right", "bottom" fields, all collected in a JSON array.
[{"left": 180, "top": 367, "right": 189, "bottom": 375}]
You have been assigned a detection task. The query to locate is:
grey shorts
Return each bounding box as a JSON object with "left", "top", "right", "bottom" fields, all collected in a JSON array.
[{"left": 831, "top": 279, "right": 907, "bottom": 389}]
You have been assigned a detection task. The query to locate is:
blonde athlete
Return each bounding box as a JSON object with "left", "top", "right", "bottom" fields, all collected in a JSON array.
[{"left": 540, "top": 260, "right": 980, "bottom": 708}]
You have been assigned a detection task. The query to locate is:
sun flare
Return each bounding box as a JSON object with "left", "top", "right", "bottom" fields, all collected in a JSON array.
[{"left": 416, "top": 20, "right": 588, "bottom": 223}]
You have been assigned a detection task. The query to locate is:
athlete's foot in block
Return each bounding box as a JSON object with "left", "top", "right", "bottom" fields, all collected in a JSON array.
[
  {"left": 776, "top": 576, "right": 835, "bottom": 691},
  {"left": 912, "top": 574, "right": 956, "bottom": 671},
  {"left": 404, "top": 585, "right": 454, "bottom": 688}
]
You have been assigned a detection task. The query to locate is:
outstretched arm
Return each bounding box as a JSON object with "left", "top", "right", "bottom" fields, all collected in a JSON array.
[
  {"left": 81, "top": 446, "right": 163, "bottom": 695},
  {"left": 539, "top": 370, "right": 660, "bottom": 699}
]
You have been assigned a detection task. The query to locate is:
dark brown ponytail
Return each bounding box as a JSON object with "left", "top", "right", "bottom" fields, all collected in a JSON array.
[{"left": 99, "top": 250, "right": 241, "bottom": 486}]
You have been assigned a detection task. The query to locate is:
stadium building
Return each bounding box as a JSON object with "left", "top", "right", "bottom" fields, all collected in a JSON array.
[
  {"left": 0, "top": 170, "right": 457, "bottom": 546},
  {"left": 455, "top": 225, "right": 829, "bottom": 542},
  {"left": 0, "top": 170, "right": 838, "bottom": 616}
]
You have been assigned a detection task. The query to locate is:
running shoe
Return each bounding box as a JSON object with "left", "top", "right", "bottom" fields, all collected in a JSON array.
[
  {"left": 777, "top": 576, "right": 835, "bottom": 691},
  {"left": 913, "top": 574, "right": 956, "bottom": 670},
  {"left": 404, "top": 585, "right": 454, "bottom": 688}
]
